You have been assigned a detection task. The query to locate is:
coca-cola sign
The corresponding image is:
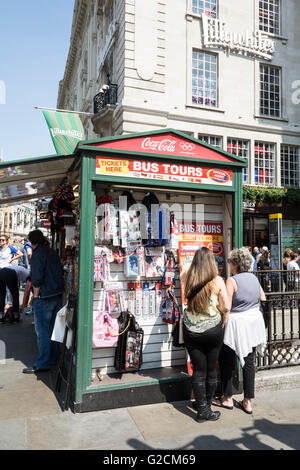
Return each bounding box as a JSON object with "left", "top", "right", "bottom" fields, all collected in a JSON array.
[
  {"left": 88, "top": 132, "right": 237, "bottom": 163},
  {"left": 141, "top": 137, "right": 196, "bottom": 155},
  {"left": 142, "top": 138, "right": 177, "bottom": 153}
]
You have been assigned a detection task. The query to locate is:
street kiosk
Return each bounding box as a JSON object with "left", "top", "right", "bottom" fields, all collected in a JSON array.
[{"left": 0, "top": 129, "right": 246, "bottom": 412}]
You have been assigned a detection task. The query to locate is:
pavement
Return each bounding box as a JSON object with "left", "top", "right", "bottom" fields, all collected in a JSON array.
[{"left": 1, "top": 314, "right": 300, "bottom": 451}]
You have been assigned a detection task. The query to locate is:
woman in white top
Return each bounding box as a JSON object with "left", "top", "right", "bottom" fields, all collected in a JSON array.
[
  {"left": 0, "top": 235, "right": 22, "bottom": 268},
  {"left": 212, "top": 248, "right": 266, "bottom": 414},
  {"left": 287, "top": 253, "right": 300, "bottom": 271}
]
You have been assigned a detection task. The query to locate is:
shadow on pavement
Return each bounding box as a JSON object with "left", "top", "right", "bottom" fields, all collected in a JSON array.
[
  {"left": 127, "top": 418, "right": 300, "bottom": 450},
  {"left": 0, "top": 314, "right": 66, "bottom": 412}
]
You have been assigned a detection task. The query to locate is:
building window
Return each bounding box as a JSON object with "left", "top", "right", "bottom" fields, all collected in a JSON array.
[
  {"left": 199, "top": 134, "right": 222, "bottom": 149},
  {"left": 254, "top": 142, "right": 276, "bottom": 185},
  {"left": 281, "top": 145, "right": 300, "bottom": 188},
  {"left": 260, "top": 64, "right": 281, "bottom": 117},
  {"left": 227, "top": 139, "right": 250, "bottom": 184},
  {"left": 259, "top": 0, "right": 280, "bottom": 36},
  {"left": 192, "top": 0, "right": 217, "bottom": 18},
  {"left": 192, "top": 51, "right": 217, "bottom": 107}
]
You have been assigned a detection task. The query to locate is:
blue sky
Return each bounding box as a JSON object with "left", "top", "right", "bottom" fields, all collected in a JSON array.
[{"left": 0, "top": 1, "right": 75, "bottom": 161}]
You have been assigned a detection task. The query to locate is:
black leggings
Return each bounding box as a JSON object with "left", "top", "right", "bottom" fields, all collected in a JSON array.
[
  {"left": 218, "top": 344, "right": 256, "bottom": 399},
  {"left": 183, "top": 322, "right": 223, "bottom": 382},
  {"left": 0, "top": 268, "right": 19, "bottom": 314}
]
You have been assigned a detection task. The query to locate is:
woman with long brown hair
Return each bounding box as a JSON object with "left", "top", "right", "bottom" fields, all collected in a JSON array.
[{"left": 181, "top": 247, "right": 230, "bottom": 422}]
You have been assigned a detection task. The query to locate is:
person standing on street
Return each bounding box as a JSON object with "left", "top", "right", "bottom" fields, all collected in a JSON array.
[
  {"left": 0, "top": 234, "right": 23, "bottom": 269},
  {"left": 213, "top": 248, "right": 266, "bottom": 414},
  {"left": 180, "top": 247, "right": 230, "bottom": 422},
  {"left": 0, "top": 235, "right": 23, "bottom": 322},
  {"left": 287, "top": 252, "right": 300, "bottom": 290},
  {"left": 22, "top": 238, "right": 33, "bottom": 268},
  {"left": 252, "top": 247, "right": 260, "bottom": 262},
  {"left": 23, "top": 230, "right": 64, "bottom": 374},
  {"left": 0, "top": 267, "right": 21, "bottom": 323}
]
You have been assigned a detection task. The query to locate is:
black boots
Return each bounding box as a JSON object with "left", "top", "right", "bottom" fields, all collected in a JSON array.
[
  {"left": 206, "top": 379, "right": 219, "bottom": 407},
  {"left": 192, "top": 379, "right": 221, "bottom": 422}
]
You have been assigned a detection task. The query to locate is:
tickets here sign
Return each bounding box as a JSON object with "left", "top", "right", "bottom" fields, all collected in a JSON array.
[{"left": 96, "top": 156, "right": 233, "bottom": 186}]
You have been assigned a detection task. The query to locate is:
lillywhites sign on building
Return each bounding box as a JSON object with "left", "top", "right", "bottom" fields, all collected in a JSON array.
[{"left": 202, "top": 15, "right": 275, "bottom": 60}]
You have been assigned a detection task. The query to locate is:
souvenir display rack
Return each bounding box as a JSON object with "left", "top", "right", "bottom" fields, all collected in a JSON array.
[{"left": 91, "top": 185, "right": 231, "bottom": 379}]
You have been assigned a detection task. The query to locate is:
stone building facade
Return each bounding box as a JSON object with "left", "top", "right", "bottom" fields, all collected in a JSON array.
[
  {"left": 58, "top": 0, "right": 300, "bottom": 247},
  {"left": 0, "top": 203, "right": 36, "bottom": 240}
]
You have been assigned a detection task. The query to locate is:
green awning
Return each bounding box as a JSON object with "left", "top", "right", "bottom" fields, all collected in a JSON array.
[{"left": 0, "top": 153, "right": 79, "bottom": 206}]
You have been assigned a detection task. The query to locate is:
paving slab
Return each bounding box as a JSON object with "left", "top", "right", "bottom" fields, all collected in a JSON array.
[
  {"left": 0, "top": 418, "right": 26, "bottom": 450},
  {"left": 1, "top": 314, "right": 300, "bottom": 450},
  {"left": 0, "top": 386, "right": 61, "bottom": 420},
  {"left": 255, "top": 388, "right": 300, "bottom": 423},
  {"left": 128, "top": 421, "right": 299, "bottom": 451},
  {"left": 127, "top": 399, "right": 253, "bottom": 441},
  {"left": 26, "top": 409, "right": 144, "bottom": 450}
]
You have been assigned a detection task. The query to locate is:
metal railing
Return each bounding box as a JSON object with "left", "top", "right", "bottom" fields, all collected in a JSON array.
[
  {"left": 93, "top": 84, "right": 118, "bottom": 114},
  {"left": 256, "top": 292, "right": 300, "bottom": 370},
  {"left": 250, "top": 270, "right": 300, "bottom": 293}
]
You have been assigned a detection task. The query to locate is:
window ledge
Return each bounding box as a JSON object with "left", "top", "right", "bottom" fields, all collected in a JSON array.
[
  {"left": 261, "top": 32, "right": 288, "bottom": 43},
  {"left": 187, "top": 104, "right": 225, "bottom": 113},
  {"left": 254, "top": 115, "right": 289, "bottom": 123},
  {"left": 186, "top": 12, "right": 210, "bottom": 21}
]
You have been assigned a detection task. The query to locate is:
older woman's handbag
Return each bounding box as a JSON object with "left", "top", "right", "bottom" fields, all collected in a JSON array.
[{"left": 260, "top": 300, "right": 270, "bottom": 329}]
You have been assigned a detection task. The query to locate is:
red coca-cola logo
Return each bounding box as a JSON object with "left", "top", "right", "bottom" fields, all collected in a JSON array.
[{"left": 141, "top": 138, "right": 177, "bottom": 153}]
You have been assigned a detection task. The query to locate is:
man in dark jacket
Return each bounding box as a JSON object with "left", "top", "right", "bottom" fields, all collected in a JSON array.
[{"left": 23, "top": 230, "right": 64, "bottom": 374}]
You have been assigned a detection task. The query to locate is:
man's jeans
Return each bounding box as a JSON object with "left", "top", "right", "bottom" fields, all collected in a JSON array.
[{"left": 33, "top": 295, "right": 62, "bottom": 369}]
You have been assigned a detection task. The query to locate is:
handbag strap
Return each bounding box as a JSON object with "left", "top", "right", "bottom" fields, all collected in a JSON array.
[{"left": 105, "top": 314, "right": 132, "bottom": 337}]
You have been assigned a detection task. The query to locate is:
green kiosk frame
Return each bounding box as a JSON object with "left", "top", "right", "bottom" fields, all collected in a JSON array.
[{"left": 75, "top": 129, "right": 246, "bottom": 412}]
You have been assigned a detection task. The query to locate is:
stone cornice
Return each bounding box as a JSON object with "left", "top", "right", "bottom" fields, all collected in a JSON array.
[
  {"left": 57, "top": 0, "right": 89, "bottom": 107},
  {"left": 117, "top": 104, "right": 300, "bottom": 138}
]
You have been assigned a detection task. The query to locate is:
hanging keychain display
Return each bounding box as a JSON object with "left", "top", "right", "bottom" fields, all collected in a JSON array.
[{"left": 145, "top": 246, "right": 165, "bottom": 278}]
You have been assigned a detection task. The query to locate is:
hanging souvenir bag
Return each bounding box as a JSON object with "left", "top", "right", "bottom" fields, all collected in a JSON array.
[
  {"left": 93, "top": 306, "right": 132, "bottom": 348},
  {"left": 125, "top": 329, "right": 144, "bottom": 371},
  {"left": 161, "top": 287, "right": 180, "bottom": 324},
  {"left": 92, "top": 312, "right": 120, "bottom": 348},
  {"left": 94, "top": 251, "right": 110, "bottom": 282},
  {"left": 163, "top": 251, "right": 177, "bottom": 286},
  {"left": 92, "top": 286, "right": 127, "bottom": 348},
  {"left": 114, "top": 311, "right": 144, "bottom": 372}
]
